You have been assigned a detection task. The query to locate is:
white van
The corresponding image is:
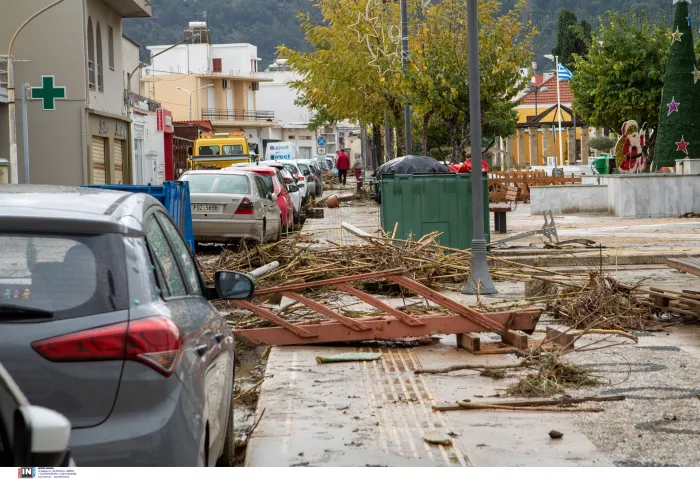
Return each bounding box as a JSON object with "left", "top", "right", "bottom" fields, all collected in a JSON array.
[{"left": 266, "top": 142, "right": 298, "bottom": 161}]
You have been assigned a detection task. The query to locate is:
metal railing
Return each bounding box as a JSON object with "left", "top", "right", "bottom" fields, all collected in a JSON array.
[{"left": 201, "top": 109, "right": 275, "bottom": 122}]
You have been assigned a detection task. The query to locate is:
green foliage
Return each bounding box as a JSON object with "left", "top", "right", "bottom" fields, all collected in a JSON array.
[
  {"left": 553, "top": 10, "right": 592, "bottom": 68},
  {"left": 653, "top": 1, "right": 700, "bottom": 170},
  {"left": 570, "top": 13, "right": 667, "bottom": 137},
  {"left": 589, "top": 136, "right": 617, "bottom": 152}
]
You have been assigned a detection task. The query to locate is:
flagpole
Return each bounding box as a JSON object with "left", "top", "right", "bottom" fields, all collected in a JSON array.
[{"left": 555, "top": 55, "right": 564, "bottom": 166}]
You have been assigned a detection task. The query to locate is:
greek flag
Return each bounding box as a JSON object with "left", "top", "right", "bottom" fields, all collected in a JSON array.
[{"left": 557, "top": 63, "right": 573, "bottom": 81}]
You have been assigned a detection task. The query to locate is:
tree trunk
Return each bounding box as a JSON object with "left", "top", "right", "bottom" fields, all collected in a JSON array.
[
  {"left": 643, "top": 129, "right": 657, "bottom": 173},
  {"left": 421, "top": 110, "right": 434, "bottom": 156},
  {"left": 372, "top": 123, "right": 383, "bottom": 168},
  {"left": 448, "top": 115, "right": 461, "bottom": 163}
]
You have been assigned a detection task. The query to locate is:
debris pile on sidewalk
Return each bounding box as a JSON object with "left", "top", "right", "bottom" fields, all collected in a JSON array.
[{"left": 323, "top": 171, "right": 341, "bottom": 190}]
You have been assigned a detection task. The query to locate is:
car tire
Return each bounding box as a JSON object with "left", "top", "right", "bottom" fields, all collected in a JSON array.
[{"left": 217, "top": 393, "right": 236, "bottom": 467}]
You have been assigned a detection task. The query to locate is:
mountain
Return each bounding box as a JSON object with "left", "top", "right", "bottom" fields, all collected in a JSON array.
[
  {"left": 123, "top": 0, "right": 685, "bottom": 67},
  {"left": 123, "top": 0, "right": 317, "bottom": 67}
]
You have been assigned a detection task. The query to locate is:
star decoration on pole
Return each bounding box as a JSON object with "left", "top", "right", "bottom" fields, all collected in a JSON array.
[
  {"left": 692, "top": 65, "right": 700, "bottom": 84},
  {"left": 667, "top": 97, "right": 681, "bottom": 116},
  {"left": 676, "top": 136, "right": 690, "bottom": 155},
  {"left": 672, "top": 26, "right": 684, "bottom": 43}
]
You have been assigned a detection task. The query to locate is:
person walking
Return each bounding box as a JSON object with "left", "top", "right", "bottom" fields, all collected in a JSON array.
[{"left": 336, "top": 149, "right": 350, "bottom": 186}]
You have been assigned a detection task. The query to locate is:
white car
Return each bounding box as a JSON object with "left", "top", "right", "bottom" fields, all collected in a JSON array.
[
  {"left": 181, "top": 170, "right": 283, "bottom": 244},
  {"left": 293, "top": 160, "right": 320, "bottom": 198},
  {"left": 0, "top": 362, "right": 74, "bottom": 466},
  {"left": 278, "top": 160, "right": 312, "bottom": 203}
]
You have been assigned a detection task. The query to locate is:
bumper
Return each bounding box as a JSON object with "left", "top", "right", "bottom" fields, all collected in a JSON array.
[
  {"left": 69, "top": 372, "right": 201, "bottom": 466},
  {"left": 193, "top": 218, "right": 261, "bottom": 241}
]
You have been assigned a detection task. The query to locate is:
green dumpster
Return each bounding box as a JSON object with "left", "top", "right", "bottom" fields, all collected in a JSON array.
[
  {"left": 594, "top": 154, "right": 614, "bottom": 175},
  {"left": 379, "top": 173, "right": 490, "bottom": 250}
]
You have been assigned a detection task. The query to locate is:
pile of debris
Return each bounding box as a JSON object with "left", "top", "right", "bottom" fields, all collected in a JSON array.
[{"left": 323, "top": 171, "right": 341, "bottom": 190}]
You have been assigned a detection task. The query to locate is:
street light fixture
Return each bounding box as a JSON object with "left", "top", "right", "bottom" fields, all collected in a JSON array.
[
  {"left": 523, "top": 85, "right": 549, "bottom": 116},
  {"left": 6, "top": 0, "right": 69, "bottom": 184},
  {"left": 177, "top": 84, "right": 214, "bottom": 121}
]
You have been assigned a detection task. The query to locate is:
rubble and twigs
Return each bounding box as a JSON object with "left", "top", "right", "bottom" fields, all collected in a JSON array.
[
  {"left": 548, "top": 272, "right": 660, "bottom": 331},
  {"left": 505, "top": 352, "right": 604, "bottom": 397},
  {"left": 323, "top": 171, "right": 341, "bottom": 190},
  {"left": 316, "top": 352, "right": 383, "bottom": 364}
]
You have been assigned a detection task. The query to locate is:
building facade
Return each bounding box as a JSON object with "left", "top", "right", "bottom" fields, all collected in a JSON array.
[{"left": 0, "top": 0, "right": 151, "bottom": 185}]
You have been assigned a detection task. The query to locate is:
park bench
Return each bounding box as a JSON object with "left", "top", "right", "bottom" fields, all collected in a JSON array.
[{"left": 489, "top": 185, "right": 519, "bottom": 234}]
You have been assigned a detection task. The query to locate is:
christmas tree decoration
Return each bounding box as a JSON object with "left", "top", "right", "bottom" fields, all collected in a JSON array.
[
  {"left": 652, "top": 0, "right": 700, "bottom": 170},
  {"left": 667, "top": 97, "right": 681, "bottom": 115},
  {"left": 676, "top": 136, "right": 690, "bottom": 155}
]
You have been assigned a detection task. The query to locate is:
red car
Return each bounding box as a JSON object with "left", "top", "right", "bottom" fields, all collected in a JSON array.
[{"left": 233, "top": 165, "right": 295, "bottom": 233}]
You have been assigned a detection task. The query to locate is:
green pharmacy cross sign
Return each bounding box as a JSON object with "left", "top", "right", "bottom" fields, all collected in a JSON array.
[{"left": 31, "top": 75, "right": 66, "bottom": 111}]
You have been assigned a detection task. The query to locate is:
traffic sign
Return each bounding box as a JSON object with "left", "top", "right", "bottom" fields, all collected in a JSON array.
[
  {"left": 317, "top": 136, "right": 327, "bottom": 147},
  {"left": 31, "top": 75, "right": 66, "bottom": 111},
  {"left": 317, "top": 147, "right": 326, "bottom": 155}
]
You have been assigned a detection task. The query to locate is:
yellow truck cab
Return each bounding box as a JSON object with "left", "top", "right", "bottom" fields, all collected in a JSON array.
[{"left": 188, "top": 133, "right": 253, "bottom": 170}]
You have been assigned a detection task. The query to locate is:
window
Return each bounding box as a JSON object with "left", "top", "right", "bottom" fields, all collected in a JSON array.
[
  {"left": 108, "top": 27, "right": 114, "bottom": 70},
  {"left": 0, "top": 234, "right": 128, "bottom": 319},
  {"left": 87, "top": 19, "right": 95, "bottom": 90},
  {"left": 155, "top": 212, "right": 202, "bottom": 296},
  {"left": 96, "top": 23, "right": 103, "bottom": 92},
  {"left": 181, "top": 173, "right": 250, "bottom": 194},
  {"left": 288, "top": 136, "right": 296, "bottom": 140},
  {"left": 254, "top": 176, "right": 270, "bottom": 198},
  {"left": 145, "top": 216, "right": 187, "bottom": 298},
  {"left": 213, "top": 58, "right": 222, "bottom": 73},
  {"left": 299, "top": 147, "right": 312, "bottom": 158},
  {"left": 258, "top": 174, "right": 275, "bottom": 194},
  {"left": 198, "top": 145, "right": 220, "bottom": 156},
  {"left": 222, "top": 144, "right": 243, "bottom": 155}
]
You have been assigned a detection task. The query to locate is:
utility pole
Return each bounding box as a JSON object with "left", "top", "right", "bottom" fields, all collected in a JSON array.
[
  {"left": 400, "top": 0, "right": 412, "bottom": 155},
  {"left": 7, "top": 0, "right": 68, "bottom": 184},
  {"left": 463, "top": 0, "right": 497, "bottom": 295}
]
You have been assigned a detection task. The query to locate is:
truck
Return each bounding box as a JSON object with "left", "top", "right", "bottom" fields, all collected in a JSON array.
[
  {"left": 265, "top": 142, "right": 299, "bottom": 161},
  {"left": 188, "top": 133, "right": 253, "bottom": 170}
]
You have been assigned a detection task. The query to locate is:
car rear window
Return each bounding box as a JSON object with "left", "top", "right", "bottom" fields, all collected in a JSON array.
[
  {"left": 223, "top": 145, "right": 244, "bottom": 155},
  {"left": 0, "top": 234, "right": 128, "bottom": 320},
  {"left": 259, "top": 174, "right": 274, "bottom": 193},
  {"left": 182, "top": 174, "right": 250, "bottom": 194},
  {"left": 299, "top": 164, "right": 311, "bottom": 175},
  {"left": 198, "top": 146, "right": 219, "bottom": 156},
  {"left": 284, "top": 164, "right": 299, "bottom": 175}
]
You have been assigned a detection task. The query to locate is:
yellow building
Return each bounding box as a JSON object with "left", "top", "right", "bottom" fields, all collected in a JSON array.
[{"left": 506, "top": 76, "right": 591, "bottom": 167}]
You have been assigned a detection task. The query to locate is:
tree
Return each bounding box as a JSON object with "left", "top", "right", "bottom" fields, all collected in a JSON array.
[
  {"left": 571, "top": 12, "right": 668, "bottom": 169},
  {"left": 281, "top": 0, "right": 534, "bottom": 162},
  {"left": 589, "top": 136, "right": 617, "bottom": 152},
  {"left": 652, "top": 0, "right": 700, "bottom": 170},
  {"left": 552, "top": 9, "right": 592, "bottom": 69}
]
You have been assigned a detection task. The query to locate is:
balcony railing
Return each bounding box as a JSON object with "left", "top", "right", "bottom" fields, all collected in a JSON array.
[{"left": 202, "top": 109, "right": 275, "bottom": 122}]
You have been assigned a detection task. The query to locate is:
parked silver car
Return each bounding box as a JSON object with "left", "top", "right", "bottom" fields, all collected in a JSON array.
[
  {"left": 0, "top": 185, "right": 256, "bottom": 466},
  {"left": 181, "top": 170, "right": 283, "bottom": 244}
]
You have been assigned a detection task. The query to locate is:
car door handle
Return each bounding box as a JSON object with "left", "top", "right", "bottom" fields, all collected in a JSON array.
[
  {"left": 214, "top": 333, "right": 225, "bottom": 343},
  {"left": 195, "top": 344, "right": 208, "bottom": 357}
]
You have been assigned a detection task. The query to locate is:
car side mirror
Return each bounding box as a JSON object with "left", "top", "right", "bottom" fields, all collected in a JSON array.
[
  {"left": 13, "top": 405, "right": 72, "bottom": 466},
  {"left": 271, "top": 193, "right": 278, "bottom": 201},
  {"left": 215, "top": 271, "right": 255, "bottom": 300}
]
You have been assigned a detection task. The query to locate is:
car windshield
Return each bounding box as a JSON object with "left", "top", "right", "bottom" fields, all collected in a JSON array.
[
  {"left": 0, "top": 234, "right": 128, "bottom": 320},
  {"left": 182, "top": 174, "right": 250, "bottom": 194},
  {"left": 258, "top": 174, "right": 275, "bottom": 193}
]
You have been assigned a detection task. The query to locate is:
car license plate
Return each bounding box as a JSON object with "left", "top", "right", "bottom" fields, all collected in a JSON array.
[{"left": 192, "top": 204, "right": 221, "bottom": 213}]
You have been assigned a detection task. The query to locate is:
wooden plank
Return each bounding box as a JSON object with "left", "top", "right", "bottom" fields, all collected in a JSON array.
[
  {"left": 667, "top": 258, "right": 700, "bottom": 277},
  {"left": 456, "top": 333, "right": 481, "bottom": 352},
  {"left": 545, "top": 325, "right": 576, "bottom": 351},
  {"left": 500, "top": 330, "right": 529, "bottom": 350}
]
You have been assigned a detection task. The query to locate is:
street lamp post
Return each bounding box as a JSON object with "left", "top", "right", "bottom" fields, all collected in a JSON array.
[
  {"left": 523, "top": 84, "right": 549, "bottom": 116},
  {"left": 6, "top": 0, "right": 68, "bottom": 184},
  {"left": 463, "top": 0, "right": 497, "bottom": 296},
  {"left": 177, "top": 84, "right": 214, "bottom": 121}
]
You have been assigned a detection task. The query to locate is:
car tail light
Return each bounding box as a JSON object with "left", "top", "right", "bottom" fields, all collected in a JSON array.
[
  {"left": 297, "top": 174, "right": 304, "bottom": 182},
  {"left": 31, "top": 317, "right": 182, "bottom": 377},
  {"left": 284, "top": 177, "right": 293, "bottom": 184},
  {"left": 235, "top": 197, "right": 254, "bottom": 215}
]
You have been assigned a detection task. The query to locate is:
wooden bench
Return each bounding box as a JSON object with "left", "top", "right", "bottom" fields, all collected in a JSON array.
[{"left": 489, "top": 186, "right": 519, "bottom": 234}]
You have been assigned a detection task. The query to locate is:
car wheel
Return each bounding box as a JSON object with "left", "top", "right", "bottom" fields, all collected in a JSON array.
[{"left": 217, "top": 393, "right": 236, "bottom": 467}]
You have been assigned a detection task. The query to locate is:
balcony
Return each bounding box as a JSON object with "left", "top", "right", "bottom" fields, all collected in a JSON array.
[
  {"left": 102, "top": 0, "right": 152, "bottom": 18},
  {"left": 202, "top": 109, "right": 275, "bottom": 122},
  {"left": 128, "top": 92, "right": 160, "bottom": 112}
]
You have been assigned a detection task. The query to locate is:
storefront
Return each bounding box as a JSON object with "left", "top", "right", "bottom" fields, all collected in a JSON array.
[{"left": 87, "top": 111, "right": 130, "bottom": 185}]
